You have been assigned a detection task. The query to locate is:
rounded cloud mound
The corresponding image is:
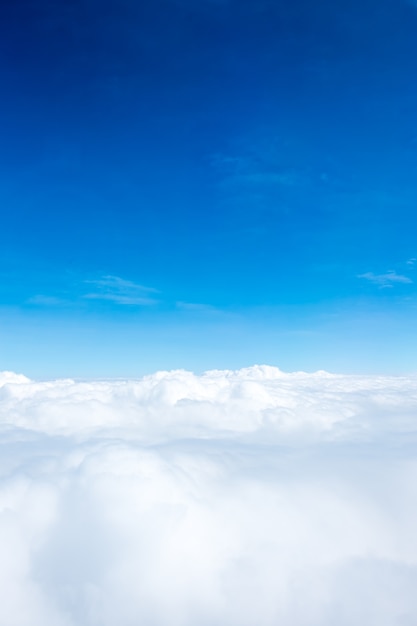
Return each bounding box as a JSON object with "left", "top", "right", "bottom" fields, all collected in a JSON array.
[
  {"left": 0, "top": 370, "right": 31, "bottom": 386},
  {"left": 1, "top": 366, "right": 417, "bottom": 625},
  {"left": 1, "top": 366, "right": 417, "bottom": 442}
]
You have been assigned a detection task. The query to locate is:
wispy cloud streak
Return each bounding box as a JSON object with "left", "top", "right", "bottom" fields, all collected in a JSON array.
[
  {"left": 84, "top": 275, "right": 159, "bottom": 305},
  {"left": 358, "top": 270, "right": 413, "bottom": 288}
]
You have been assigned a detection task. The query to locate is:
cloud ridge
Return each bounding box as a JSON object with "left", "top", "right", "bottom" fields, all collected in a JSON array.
[{"left": 1, "top": 366, "right": 417, "bottom": 625}]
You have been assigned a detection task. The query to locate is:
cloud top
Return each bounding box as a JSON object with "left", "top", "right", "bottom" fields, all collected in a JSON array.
[
  {"left": 1, "top": 366, "right": 417, "bottom": 625},
  {"left": 1, "top": 365, "right": 417, "bottom": 443}
]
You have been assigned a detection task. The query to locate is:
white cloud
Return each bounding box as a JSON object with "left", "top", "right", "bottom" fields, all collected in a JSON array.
[
  {"left": 358, "top": 270, "right": 413, "bottom": 288},
  {"left": 1, "top": 365, "right": 417, "bottom": 625},
  {"left": 83, "top": 275, "right": 159, "bottom": 305},
  {"left": 26, "top": 276, "right": 159, "bottom": 308}
]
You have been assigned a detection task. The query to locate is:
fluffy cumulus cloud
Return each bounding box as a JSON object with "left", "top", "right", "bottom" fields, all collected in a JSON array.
[{"left": 1, "top": 366, "right": 417, "bottom": 625}]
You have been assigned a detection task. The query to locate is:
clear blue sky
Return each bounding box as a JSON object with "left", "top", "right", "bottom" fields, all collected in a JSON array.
[{"left": 1, "top": 0, "right": 417, "bottom": 377}]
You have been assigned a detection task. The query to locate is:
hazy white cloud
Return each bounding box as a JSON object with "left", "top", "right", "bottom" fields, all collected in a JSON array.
[
  {"left": 26, "top": 275, "right": 159, "bottom": 309},
  {"left": 1, "top": 365, "right": 417, "bottom": 625},
  {"left": 83, "top": 275, "right": 159, "bottom": 305},
  {"left": 358, "top": 270, "right": 413, "bottom": 288}
]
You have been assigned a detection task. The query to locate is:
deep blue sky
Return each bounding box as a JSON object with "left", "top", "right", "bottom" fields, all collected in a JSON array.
[{"left": 1, "top": 0, "right": 417, "bottom": 376}]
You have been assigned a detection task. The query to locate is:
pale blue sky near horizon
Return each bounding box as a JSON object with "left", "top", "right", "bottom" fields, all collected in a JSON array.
[{"left": 1, "top": 0, "right": 417, "bottom": 377}]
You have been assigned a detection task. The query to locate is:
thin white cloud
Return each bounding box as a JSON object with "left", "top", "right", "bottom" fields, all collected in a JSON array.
[
  {"left": 1, "top": 366, "right": 417, "bottom": 625},
  {"left": 84, "top": 292, "right": 156, "bottom": 305},
  {"left": 358, "top": 270, "right": 413, "bottom": 288},
  {"left": 83, "top": 275, "right": 159, "bottom": 305},
  {"left": 26, "top": 276, "right": 159, "bottom": 308},
  {"left": 85, "top": 275, "right": 158, "bottom": 293}
]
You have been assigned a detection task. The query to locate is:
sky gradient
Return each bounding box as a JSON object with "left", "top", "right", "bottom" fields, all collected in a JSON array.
[{"left": 1, "top": 0, "right": 417, "bottom": 377}]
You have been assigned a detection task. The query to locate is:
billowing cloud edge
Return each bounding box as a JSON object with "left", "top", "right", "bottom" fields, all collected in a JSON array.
[
  {"left": 1, "top": 365, "right": 417, "bottom": 443},
  {"left": 1, "top": 366, "right": 417, "bottom": 625}
]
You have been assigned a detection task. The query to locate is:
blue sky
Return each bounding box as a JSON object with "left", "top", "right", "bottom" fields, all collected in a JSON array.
[{"left": 1, "top": 0, "right": 417, "bottom": 377}]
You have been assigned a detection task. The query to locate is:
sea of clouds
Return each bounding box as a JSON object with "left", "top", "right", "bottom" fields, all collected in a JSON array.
[{"left": 1, "top": 365, "right": 417, "bottom": 625}]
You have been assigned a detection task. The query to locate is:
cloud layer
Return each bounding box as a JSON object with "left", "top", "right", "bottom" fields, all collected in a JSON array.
[{"left": 1, "top": 366, "right": 417, "bottom": 625}]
